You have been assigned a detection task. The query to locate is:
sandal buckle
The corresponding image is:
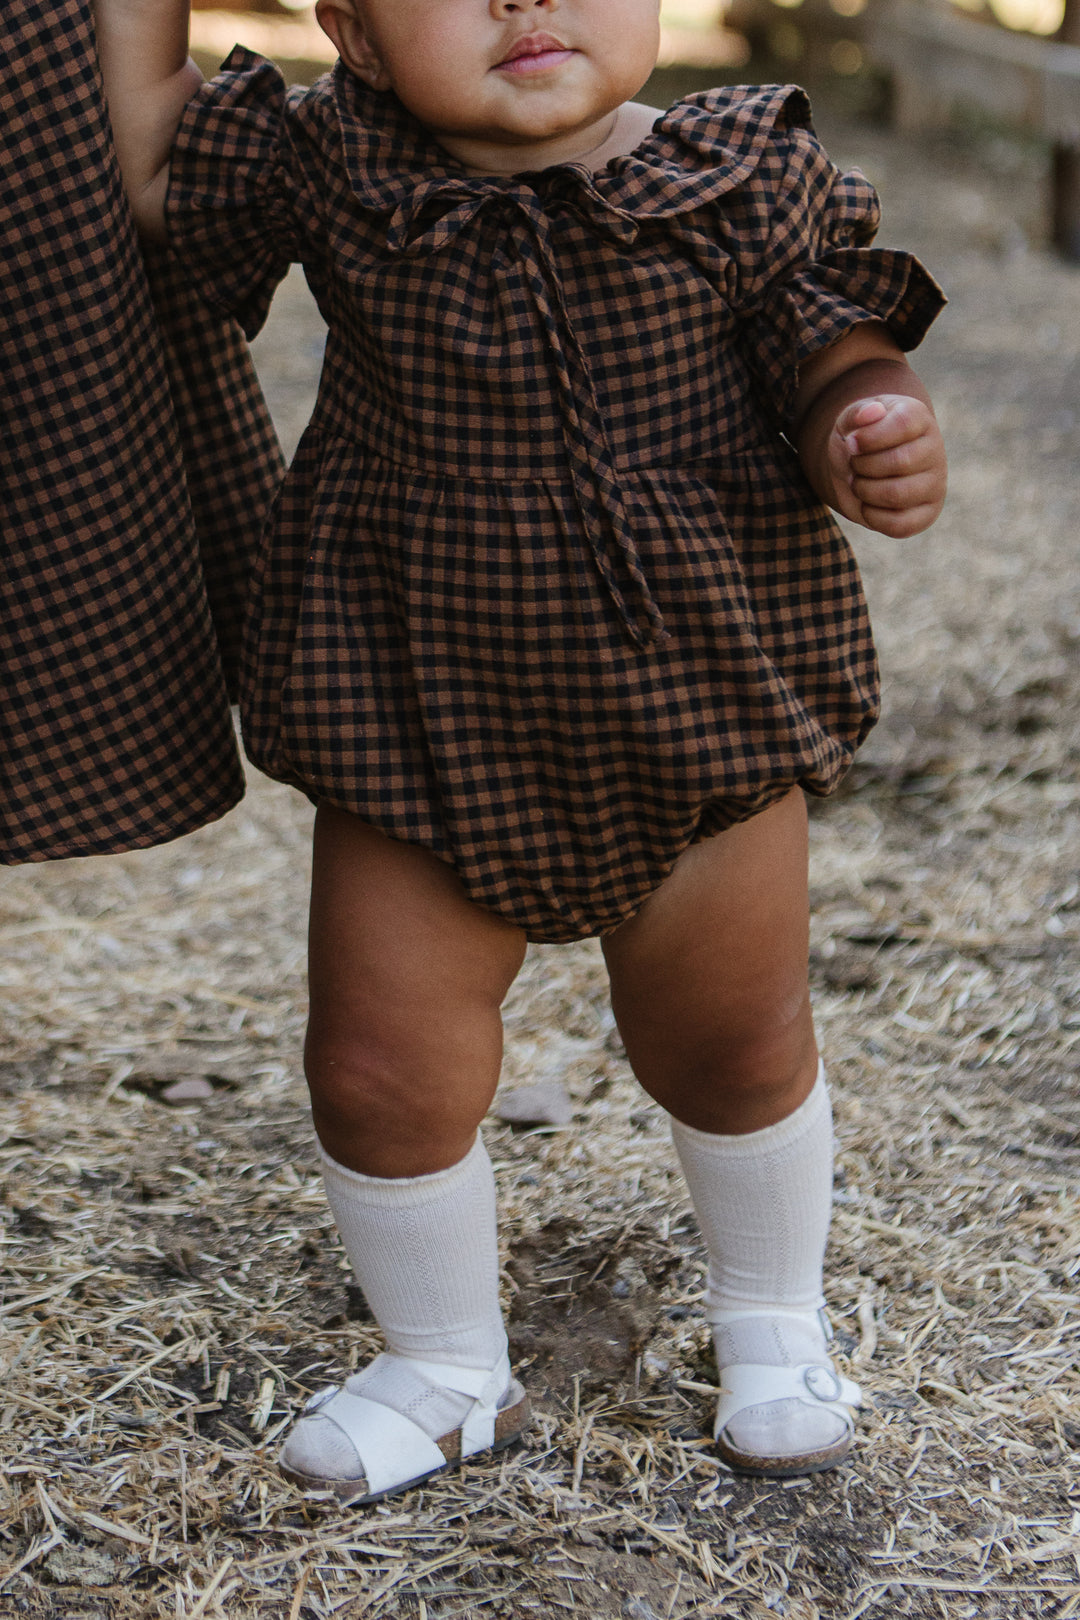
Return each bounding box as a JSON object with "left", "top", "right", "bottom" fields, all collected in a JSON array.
[
  {"left": 803, "top": 1364, "right": 843, "bottom": 1403},
  {"left": 803, "top": 1367, "right": 841, "bottom": 1406}
]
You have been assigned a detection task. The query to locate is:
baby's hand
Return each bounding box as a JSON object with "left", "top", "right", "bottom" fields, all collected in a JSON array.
[{"left": 827, "top": 395, "right": 946, "bottom": 537}]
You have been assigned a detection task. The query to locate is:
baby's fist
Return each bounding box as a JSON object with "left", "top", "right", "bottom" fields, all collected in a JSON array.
[{"left": 828, "top": 394, "right": 946, "bottom": 537}]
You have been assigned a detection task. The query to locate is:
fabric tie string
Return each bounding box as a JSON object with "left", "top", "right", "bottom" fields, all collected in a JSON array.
[{"left": 386, "top": 178, "right": 668, "bottom": 650}]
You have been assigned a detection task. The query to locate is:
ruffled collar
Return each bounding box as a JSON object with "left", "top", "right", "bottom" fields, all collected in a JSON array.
[
  {"left": 302, "top": 68, "right": 815, "bottom": 645},
  {"left": 330, "top": 68, "right": 813, "bottom": 252}
]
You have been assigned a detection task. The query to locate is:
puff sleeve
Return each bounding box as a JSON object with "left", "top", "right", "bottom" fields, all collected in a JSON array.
[
  {"left": 167, "top": 49, "right": 312, "bottom": 339},
  {"left": 730, "top": 121, "right": 946, "bottom": 426}
]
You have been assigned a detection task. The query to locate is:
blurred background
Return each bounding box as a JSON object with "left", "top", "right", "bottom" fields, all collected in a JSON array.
[
  {"left": 187, "top": 0, "right": 1080, "bottom": 260},
  {"left": 187, "top": 0, "right": 1074, "bottom": 104}
]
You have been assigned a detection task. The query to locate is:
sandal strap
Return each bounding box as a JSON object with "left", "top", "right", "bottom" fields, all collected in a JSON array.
[
  {"left": 389, "top": 1354, "right": 512, "bottom": 1455},
  {"left": 714, "top": 1362, "right": 862, "bottom": 1439},
  {"left": 307, "top": 1387, "right": 450, "bottom": 1498},
  {"left": 398, "top": 1355, "right": 509, "bottom": 1404},
  {"left": 303, "top": 1351, "right": 513, "bottom": 1495}
]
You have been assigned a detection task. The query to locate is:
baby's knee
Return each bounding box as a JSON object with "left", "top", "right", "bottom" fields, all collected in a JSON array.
[
  {"left": 706, "top": 980, "right": 816, "bottom": 1072},
  {"left": 303, "top": 1027, "right": 494, "bottom": 1173},
  {"left": 662, "top": 978, "right": 814, "bottom": 1084},
  {"left": 627, "top": 993, "right": 819, "bottom": 1131},
  {"left": 720, "top": 978, "right": 813, "bottom": 1062},
  {"left": 305, "top": 1030, "right": 430, "bottom": 1131}
]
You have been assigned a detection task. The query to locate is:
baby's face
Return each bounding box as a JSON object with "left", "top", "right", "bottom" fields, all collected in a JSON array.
[{"left": 317, "top": 0, "right": 662, "bottom": 172}]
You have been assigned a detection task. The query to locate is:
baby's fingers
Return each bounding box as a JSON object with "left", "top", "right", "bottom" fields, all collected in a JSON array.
[
  {"left": 849, "top": 434, "right": 936, "bottom": 482},
  {"left": 851, "top": 467, "right": 944, "bottom": 522},
  {"left": 855, "top": 495, "right": 943, "bottom": 539},
  {"left": 829, "top": 392, "right": 947, "bottom": 535},
  {"left": 838, "top": 394, "right": 935, "bottom": 458}
]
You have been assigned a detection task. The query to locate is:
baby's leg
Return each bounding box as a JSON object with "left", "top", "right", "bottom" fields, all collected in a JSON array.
[
  {"left": 305, "top": 804, "right": 526, "bottom": 1177},
  {"left": 282, "top": 806, "right": 529, "bottom": 1503},
  {"left": 602, "top": 789, "right": 858, "bottom": 1475}
]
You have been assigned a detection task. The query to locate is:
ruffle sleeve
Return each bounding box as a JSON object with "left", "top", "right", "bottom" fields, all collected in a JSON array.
[
  {"left": 167, "top": 47, "right": 307, "bottom": 339},
  {"left": 726, "top": 109, "right": 945, "bottom": 425}
]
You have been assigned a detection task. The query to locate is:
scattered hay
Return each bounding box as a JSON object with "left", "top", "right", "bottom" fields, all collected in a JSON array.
[{"left": 2, "top": 100, "right": 1078, "bottom": 1620}]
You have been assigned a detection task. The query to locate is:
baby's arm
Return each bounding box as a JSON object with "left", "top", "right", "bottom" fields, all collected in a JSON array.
[
  {"left": 792, "top": 322, "right": 946, "bottom": 537},
  {"left": 92, "top": 0, "right": 203, "bottom": 238}
]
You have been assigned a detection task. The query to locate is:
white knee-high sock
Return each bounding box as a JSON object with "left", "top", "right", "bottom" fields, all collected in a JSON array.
[
  {"left": 281, "top": 1134, "right": 510, "bottom": 1472},
  {"left": 669, "top": 1065, "right": 834, "bottom": 1322},
  {"left": 669, "top": 1067, "right": 847, "bottom": 1458},
  {"left": 318, "top": 1132, "right": 508, "bottom": 1370}
]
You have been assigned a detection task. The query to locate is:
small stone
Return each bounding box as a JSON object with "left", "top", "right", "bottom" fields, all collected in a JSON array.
[
  {"left": 493, "top": 1082, "right": 573, "bottom": 1126},
  {"left": 160, "top": 1076, "right": 215, "bottom": 1105}
]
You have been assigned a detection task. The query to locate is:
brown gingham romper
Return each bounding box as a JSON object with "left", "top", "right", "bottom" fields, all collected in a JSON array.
[
  {"left": 0, "top": 4, "right": 284, "bottom": 863},
  {"left": 167, "top": 53, "right": 945, "bottom": 942}
]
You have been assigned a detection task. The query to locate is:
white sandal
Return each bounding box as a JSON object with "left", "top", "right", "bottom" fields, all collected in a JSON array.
[
  {"left": 710, "top": 1310, "right": 862, "bottom": 1477},
  {"left": 713, "top": 1361, "right": 862, "bottom": 1475},
  {"left": 279, "top": 1351, "right": 530, "bottom": 1505}
]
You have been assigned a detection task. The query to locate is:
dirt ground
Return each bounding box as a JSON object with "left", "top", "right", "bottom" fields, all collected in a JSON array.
[{"left": 1, "top": 61, "right": 1078, "bottom": 1620}]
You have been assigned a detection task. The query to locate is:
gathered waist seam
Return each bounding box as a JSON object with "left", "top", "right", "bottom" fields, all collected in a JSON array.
[{"left": 307, "top": 430, "right": 761, "bottom": 483}]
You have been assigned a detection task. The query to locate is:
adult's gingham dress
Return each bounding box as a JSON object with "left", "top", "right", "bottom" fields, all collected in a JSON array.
[
  {"left": 0, "top": 4, "right": 283, "bottom": 863},
  {"left": 169, "top": 52, "right": 945, "bottom": 941}
]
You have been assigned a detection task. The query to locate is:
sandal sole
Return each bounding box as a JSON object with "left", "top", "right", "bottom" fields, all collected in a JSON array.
[{"left": 714, "top": 1431, "right": 853, "bottom": 1478}]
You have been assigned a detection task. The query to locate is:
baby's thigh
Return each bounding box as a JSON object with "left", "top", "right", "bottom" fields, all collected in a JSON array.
[
  {"left": 307, "top": 805, "right": 526, "bottom": 1032},
  {"left": 601, "top": 790, "right": 816, "bottom": 1120},
  {"left": 304, "top": 806, "right": 527, "bottom": 1171}
]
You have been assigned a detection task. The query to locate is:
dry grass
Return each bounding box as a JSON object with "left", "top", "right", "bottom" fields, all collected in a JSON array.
[{"left": 2, "top": 84, "right": 1078, "bottom": 1620}]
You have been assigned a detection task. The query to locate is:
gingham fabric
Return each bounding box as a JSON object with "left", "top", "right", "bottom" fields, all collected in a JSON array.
[
  {"left": 169, "top": 55, "right": 945, "bottom": 941},
  {"left": 0, "top": 4, "right": 284, "bottom": 864}
]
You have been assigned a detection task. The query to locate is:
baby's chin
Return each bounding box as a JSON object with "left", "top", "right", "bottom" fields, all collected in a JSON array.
[
  {"left": 430, "top": 120, "right": 613, "bottom": 173},
  {"left": 482, "top": 107, "right": 623, "bottom": 149}
]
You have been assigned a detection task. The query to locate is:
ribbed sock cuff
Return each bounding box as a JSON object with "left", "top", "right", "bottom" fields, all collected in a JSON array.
[
  {"left": 670, "top": 1061, "right": 833, "bottom": 1317},
  {"left": 671, "top": 1060, "right": 828, "bottom": 1157},
  {"left": 317, "top": 1129, "right": 507, "bottom": 1369},
  {"left": 317, "top": 1132, "right": 486, "bottom": 1205}
]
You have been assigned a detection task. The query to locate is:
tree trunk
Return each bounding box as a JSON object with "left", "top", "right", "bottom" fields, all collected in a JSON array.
[{"left": 1052, "top": 0, "right": 1080, "bottom": 259}]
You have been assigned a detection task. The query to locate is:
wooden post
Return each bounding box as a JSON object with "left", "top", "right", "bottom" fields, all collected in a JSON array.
[{"left": 1053, "top": 0, "right": 1080, "bottom": 259}]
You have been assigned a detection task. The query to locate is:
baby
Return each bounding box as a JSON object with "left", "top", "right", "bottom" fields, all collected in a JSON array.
[{"left": 92, "top": 0, "right": 946, "bottom": 1502}]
